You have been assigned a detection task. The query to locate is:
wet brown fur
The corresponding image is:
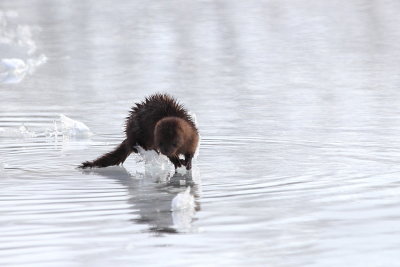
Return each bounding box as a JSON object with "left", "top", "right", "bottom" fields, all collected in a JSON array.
[{"left": 79, "top": 94, "right": 199, "bottom": 170}]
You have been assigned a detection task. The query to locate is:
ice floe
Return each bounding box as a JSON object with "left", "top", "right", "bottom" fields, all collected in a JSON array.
[
  {"left": 0, "top": 10, "right": 47, "bottom": 84},
  {"left": 0, "top": 114, "right": 92, "bottom": 139}
]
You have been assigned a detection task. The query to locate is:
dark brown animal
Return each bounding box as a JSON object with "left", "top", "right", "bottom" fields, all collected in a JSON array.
[{"left": 79, "top": 94, "right": 199, "bottom": 170}]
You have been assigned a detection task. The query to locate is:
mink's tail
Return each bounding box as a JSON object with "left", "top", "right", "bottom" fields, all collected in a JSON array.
[{"left": 79, "top": 139, "right": 132, "bottom": 168}]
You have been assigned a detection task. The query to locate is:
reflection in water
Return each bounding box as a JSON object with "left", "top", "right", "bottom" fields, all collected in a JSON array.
[{"left": 82, "top": 165, "right": 201, "bottom": 234}]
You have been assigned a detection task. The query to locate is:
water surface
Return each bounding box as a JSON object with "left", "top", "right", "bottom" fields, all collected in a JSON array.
[{"left": 1, "top": 0, "right": 400, "bottom": 266}]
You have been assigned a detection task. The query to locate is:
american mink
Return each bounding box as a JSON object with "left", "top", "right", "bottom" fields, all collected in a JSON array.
[{"left": 79, "top": 94, "right": 199, "bottom": 170}]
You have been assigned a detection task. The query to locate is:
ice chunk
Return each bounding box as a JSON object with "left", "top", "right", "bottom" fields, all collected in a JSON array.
[
  {"left": 134, "top": 146, "right": 173, "bottom": 179},
  {"left": 0, "top": 125, "right": 36, "bottom": 138},
  {"left": 0, "top": 10, "right": 47, "bottom": 84},
  {"left": 59, "top": 114, "right": 93, "bottom": 138},
  {"left": 0, "top": 56, "right": 47, "bottom": 84},
  {"left": 0, "top": 58, "right": 28, "bottom": 83},
  {"left": 136, "top": 146, "right": 166, "bottom": 165},
  {"left": 0, "top": 115, "right": 91, "bottom": 139}
]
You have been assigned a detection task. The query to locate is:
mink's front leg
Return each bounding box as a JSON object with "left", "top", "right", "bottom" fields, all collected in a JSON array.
[
  {"left": 184, "top": 154, "right": 193, "bottom": 170},
  {"left": 168, "top": 155, "right": 182, "bottom": 169}
]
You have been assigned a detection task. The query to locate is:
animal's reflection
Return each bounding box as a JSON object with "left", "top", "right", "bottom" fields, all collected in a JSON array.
[{"left": 82, "top": 165, "right": 201, "bottom": 234}]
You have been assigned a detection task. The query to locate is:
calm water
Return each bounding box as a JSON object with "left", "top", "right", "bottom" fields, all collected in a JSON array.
[{"left": 1, "top": 0, "right": 400, "bottom": 266}]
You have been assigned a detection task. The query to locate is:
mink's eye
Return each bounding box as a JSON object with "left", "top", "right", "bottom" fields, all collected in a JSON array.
[{"left": 172, "top": 143, "right": 177, "bottom": 147}]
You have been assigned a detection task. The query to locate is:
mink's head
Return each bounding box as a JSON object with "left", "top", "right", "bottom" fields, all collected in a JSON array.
[{"left": 154, "top": 117, "right": 185, "bottom": 156}]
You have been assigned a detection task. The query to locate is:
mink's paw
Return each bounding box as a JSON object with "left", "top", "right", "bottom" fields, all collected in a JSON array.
[
  {"left": 174, "top": 160, "right": 182, "bottom": 169},
  {"left": 169, "top": 156, "right": 184, "bottom": 169},
  {"left": 185, "top": 161, "right": 192, "bottom": 170}
]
